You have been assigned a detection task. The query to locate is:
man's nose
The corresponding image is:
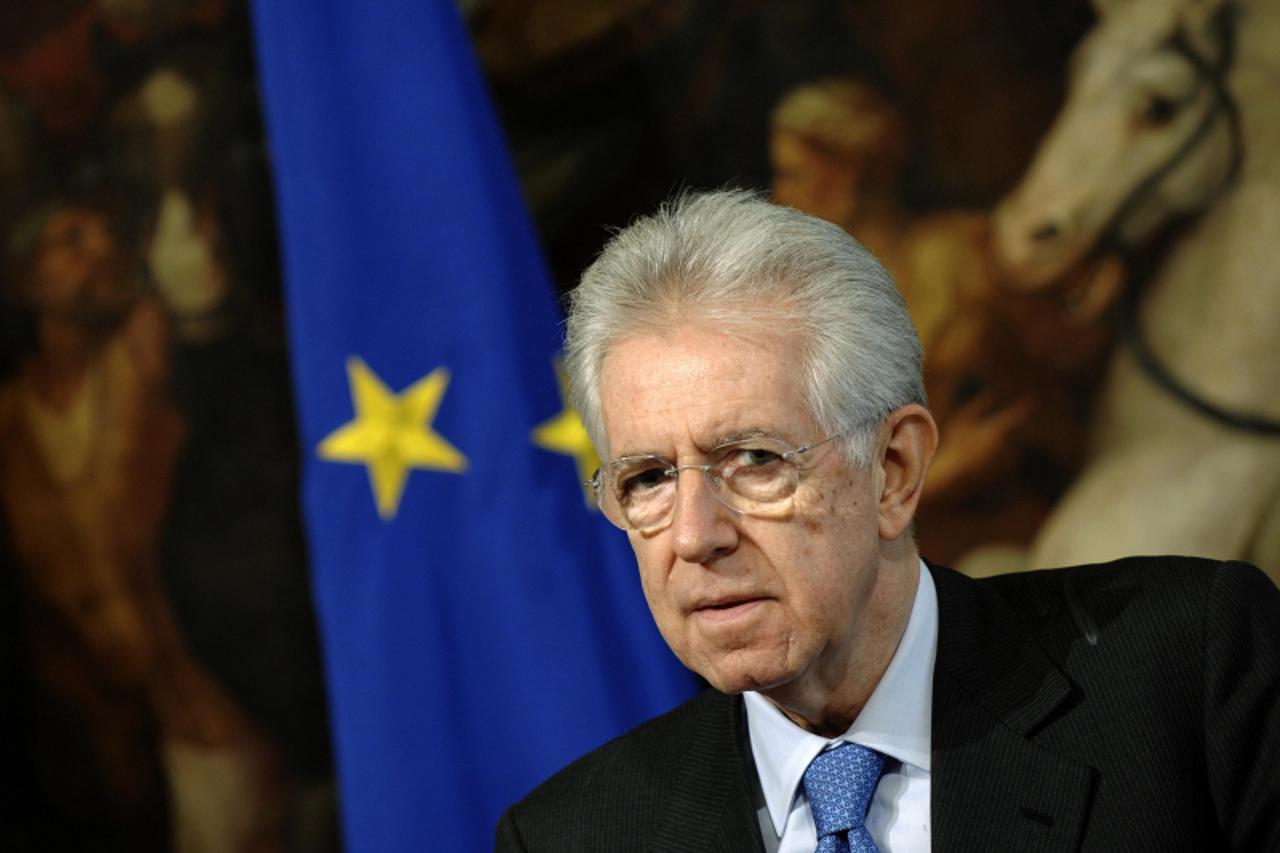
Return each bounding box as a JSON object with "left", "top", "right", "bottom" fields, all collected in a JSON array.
[{"left": 670, "top": 468, "right": 738, "bottom": 564}]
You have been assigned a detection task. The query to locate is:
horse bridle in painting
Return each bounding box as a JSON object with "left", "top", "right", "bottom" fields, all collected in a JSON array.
[
  {"left": 1105, "top": 8, "right": 1244, "bottom": 238},
  {"left": 1106, "top": 6, "right": 1280, "bottom": 436}
]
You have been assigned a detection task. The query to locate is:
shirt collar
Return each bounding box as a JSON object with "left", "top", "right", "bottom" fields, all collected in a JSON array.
[{"left": 744, "top": 559, "right": 938, "bottom": 837}]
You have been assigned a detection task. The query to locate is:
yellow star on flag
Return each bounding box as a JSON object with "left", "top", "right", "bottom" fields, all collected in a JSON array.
[
  {"left": 318, "top": 356, "right": 467, "bottom": 520},
  {"left": 531, "top": 360, "right": 600, "bottom": 507}
]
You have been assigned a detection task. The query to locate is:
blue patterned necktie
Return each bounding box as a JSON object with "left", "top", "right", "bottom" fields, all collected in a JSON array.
[{"left": 802, "top": 742, "right": 886, "bottom": 853}]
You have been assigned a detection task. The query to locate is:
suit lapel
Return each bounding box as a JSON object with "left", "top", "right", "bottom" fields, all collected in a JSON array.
[
  {"left": 929, "top": 564, "right": 1097, "bottom": 852},
  {"left": 648, "top": 692, "right": 764, "bottom": 853}
]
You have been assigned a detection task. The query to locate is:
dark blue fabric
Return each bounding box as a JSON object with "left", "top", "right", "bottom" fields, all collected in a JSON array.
[{"left": 247, "top": 2, "right": 696, "bottom": 849}]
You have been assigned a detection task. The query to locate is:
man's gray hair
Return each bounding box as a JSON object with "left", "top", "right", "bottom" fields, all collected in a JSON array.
[{"left": 564, "top": 189, "right": 925, "bottom": 464}]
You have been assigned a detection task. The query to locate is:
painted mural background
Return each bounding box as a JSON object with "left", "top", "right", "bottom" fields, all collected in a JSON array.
[{"left": 0, "top": 2, "right": 334, "bottom": 850}]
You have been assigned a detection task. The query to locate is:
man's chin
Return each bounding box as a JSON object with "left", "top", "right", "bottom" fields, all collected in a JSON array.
[{"left": 695, "top": 655, "right": 797, "bottom": 696}]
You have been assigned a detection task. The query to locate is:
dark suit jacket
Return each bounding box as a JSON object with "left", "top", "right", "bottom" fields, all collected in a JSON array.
[{"left": 495, "top": 557, "right": 1280, "bottom": 851}]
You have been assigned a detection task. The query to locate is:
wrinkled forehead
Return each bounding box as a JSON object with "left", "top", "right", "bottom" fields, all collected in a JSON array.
[{"left": 597, "top": 323, "right": 817, "bottom": 458}]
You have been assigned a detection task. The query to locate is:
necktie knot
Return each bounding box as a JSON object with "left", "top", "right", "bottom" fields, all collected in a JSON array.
[{"left": 802, "top": 742, "right": 885, "bottom": 852}]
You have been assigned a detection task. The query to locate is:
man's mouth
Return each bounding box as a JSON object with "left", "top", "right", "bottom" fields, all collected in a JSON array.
[{"left": 693, "top": 596, "right": 768, "bottom": 624}]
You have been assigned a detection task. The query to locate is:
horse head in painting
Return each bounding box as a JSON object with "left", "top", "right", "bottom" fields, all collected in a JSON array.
[
  {"left": 994, "top": 0, "right": 1247, "bottom": 286},
  {"left": 972, "top": 0, "right": 1280, "bottom": 577}
]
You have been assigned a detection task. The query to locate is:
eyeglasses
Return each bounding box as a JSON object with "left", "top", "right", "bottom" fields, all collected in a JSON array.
[{"left": 590, "top": 432, "right": 850, "bottom": 533}]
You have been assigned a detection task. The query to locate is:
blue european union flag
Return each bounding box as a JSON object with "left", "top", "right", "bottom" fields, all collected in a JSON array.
[{"left": 248, "top": 2, "right": 696, "bottom": 849}]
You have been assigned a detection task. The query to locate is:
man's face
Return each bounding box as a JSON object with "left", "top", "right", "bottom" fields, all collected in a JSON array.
[
  {"left": 599, "top": 322, "right": 889, "bottom": 697},
  {"left": 26, "top": 207, "right": 136, "bottom": 326}
]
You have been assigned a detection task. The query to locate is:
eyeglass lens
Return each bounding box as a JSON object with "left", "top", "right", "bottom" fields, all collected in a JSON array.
[{"left": 603, "top": 440, "right": 805, "bottom": 530}]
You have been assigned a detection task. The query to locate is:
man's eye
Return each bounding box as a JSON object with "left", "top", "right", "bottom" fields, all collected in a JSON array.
[
  {"left": 731, "top": 448, "right": 783, "bottom": 468},
  {"left": 619, "top": 467, "right": 669, "bottom": 495}
]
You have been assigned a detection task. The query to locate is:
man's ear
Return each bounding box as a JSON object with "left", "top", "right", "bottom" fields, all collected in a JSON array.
[{"left": 876, "top": 404, "right": 938, "bottom": 541}]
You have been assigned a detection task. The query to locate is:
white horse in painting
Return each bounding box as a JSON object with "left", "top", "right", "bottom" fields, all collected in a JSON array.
[{"left": 991, "top": 0, "right": 1280, "bottom": 579}]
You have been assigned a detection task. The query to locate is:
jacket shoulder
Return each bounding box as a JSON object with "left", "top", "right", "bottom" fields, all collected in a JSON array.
[
  {"left": 976, "top": 554, "right": 1265, "bottom": 622},
  {"left": 496, "top": 688, "right": 737, "bottom": 851},
  {"left": 936, "top": 557, "right": 1280, "bottom": 849},
  {"left": 969, "top": 556, "right": 1277, "bottom": 661}
]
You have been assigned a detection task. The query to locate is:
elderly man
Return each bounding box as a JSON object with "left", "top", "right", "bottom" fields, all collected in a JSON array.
[{"left": 494, "top": 191, "right": 1279, "bottom": 852}]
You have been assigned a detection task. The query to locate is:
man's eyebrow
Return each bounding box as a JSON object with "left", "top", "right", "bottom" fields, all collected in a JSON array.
[
  {"left": 608, "top": 449, "right": 669, "bottom": 463},
  {"left": 608, "top": 428, "right": 783, "bottom": 463},
  {"left": 708, "top": 428, "right": 780, "bottom": 449}
]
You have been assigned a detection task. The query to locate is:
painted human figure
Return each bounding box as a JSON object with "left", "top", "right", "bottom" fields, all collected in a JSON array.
[{"left": 0, "top": 199, "right": 281, "bottom": 851}]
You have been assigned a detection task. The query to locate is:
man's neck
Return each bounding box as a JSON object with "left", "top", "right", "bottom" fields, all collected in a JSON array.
[
  {"left": 29, "top": 319, "right": 107, "bottom": 412},
  {"left": 762, "top": 550, "right": 921, "bottom": 737}
]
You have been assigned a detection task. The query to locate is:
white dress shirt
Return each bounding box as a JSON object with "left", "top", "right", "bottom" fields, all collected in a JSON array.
[{"left": 744, "top": 560, "right": 937, "bottom": 852}]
